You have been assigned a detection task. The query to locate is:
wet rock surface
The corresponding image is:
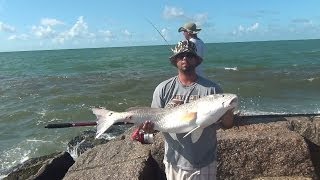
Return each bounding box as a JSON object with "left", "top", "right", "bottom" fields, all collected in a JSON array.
[
  {"left": 67, "top": 130, "right": 109, "bottom": 158},
  {"left": 4, "top": 151, "right": 74, "bottom": 180},
  {"left": 67, "top": 124, "right": 133, "bottom": 157}
]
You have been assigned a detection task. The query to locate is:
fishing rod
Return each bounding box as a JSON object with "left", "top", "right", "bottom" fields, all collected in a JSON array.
[
  {"left": 145, "top": 18, "right": 171, "bottom": 50},
  {"left": 237, "top": 113, "right": 320, "bottom": 118},
  {"left": 44, "top": 121, "right": 130, "bottom": 129},
  {"left": 44, "top": 113, "right": 320, "bottom": 129}
]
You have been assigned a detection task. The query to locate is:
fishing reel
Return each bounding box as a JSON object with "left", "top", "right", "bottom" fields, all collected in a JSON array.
[{"left": 131, "top": 128, "right": 154, "bottom": 144}]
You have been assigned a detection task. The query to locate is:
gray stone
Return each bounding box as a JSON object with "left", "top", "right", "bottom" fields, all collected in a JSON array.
[
  {"left": 5, "top": 151, "right": 74, "bottom": 180},
  {"left": 5, "top": 116, "right": 319, "bottom": 180},
  {"left": 217, "top": 121, "right": 317, "bottom": 179},
  {"left": 288, "top": 116, "right": 320, "bottom": 146},
  {"left": 64, "top": 120, "right": 319, "bottom": 180},
  {"left": 64, "top": 128, "right": 165, "bottom": 180}
]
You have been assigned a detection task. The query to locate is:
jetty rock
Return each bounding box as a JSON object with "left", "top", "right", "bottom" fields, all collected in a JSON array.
[
  {"left": 4, "top": 151, "right": 74, "bottom": 180},
  {"left": 4, "top": 116, "right": 319, "bottom": 179},
  {"left": 64, "top": 117, "right": 320, "bottom": 180},
  {"left": 288, "top": 116, "right": 320, "bottom": 146}
]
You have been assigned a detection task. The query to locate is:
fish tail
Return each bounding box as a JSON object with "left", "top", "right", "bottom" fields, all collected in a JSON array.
[{"left": 92, "top": 108, "right": 118, "bottom": 138}]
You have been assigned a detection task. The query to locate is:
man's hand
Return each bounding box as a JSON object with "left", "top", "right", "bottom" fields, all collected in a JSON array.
[
  {"left": 220, "top": 109, "right": 234, "bottom": 129},
  {"left": 131, "top": 121, "right": 156, "bottom": 144},
  {"left": 139, "top": 120, "right": 156, "bottom": 133}
]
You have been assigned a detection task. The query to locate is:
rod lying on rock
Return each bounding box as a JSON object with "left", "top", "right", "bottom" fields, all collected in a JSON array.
[
  {"left": 45, "top": 113, "right": 320, "bottom": 129},
  {"left": 45, "top": 122, "right": 127, "bottom": 128},
  {"left": 238, "top": 113, "right": 320, "bottom": 118},
  {"left": 45, "top": 93, "right": 319, "bottom": 142}
]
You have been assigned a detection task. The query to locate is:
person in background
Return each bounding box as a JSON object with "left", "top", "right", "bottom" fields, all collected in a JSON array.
[
  {"left": 178, "top": 22, "right": 206, "bottom": 76},
  {"left": 134, "top": 40, "right": 234, "bottom": 180}
]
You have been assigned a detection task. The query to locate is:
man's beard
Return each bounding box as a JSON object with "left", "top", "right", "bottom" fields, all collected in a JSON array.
[{"left": 179, "top": 65, "right": 196, "bottom": 73}]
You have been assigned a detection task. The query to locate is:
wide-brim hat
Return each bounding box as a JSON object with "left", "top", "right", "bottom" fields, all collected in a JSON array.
[
  {"left": 169, "top": 40, "right": 203, "bottom": 67},
  {"left": 178, "top": 22, "right": 201, "bottom": 34}
]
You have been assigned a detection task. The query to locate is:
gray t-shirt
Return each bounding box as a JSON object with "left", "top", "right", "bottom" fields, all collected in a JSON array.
[{"left": 151, "top": 76, "right": 223, "bottom": 170}]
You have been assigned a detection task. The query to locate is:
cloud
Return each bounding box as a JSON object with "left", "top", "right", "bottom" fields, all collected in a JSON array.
[
  {"left": 237, "top": 10, "right": 279, "bottom": 19},
  {"left": 53, "top": 16, "right": 95, "bottom": 44},
  {"left": 247, "top": 23, "right": 259, "bottom": 31},
  {"left": 163, "top": 6, "right": 184, "bottom": 19},
  {"left": 162, "top": 6, "right": 209, "bottom": 27},
  {"left": 99, "top": 30, "right": 115, "bottom": 41},
  {"left": 193, "top": 13, "right": 208, "bottom": 26},
  {"left": 0, "top": 21, "right": 15, "bottom": 32},
  {"left": 29, "top": 18, "right": 64, "bottom": 39},
  {"left": 122, "top": 29, "right": 132, "bottom": 37},
  {"left": 232, "top": 22, "right": 259, "bottom": 35},
  {"left": 291, "top": 19, "right": 313, "bottom": 26},
  {"left": 41, "top": 18, "right": 64, "bottom": 26},
  {"left": 289, "top": 18, "right": 319, "bottom": 36},
  {"left": 118, "top": 29, "right": 133, "bottom": 43},
  {"left": 31, "top": 25, "right": 56, "bottom": 38},
  {"left": 160, "top": 28, "right": 170, "bottom": 41},
  {"left": 8, "top": 34, "right": 28, "bottom": 40},
  {"left": 68, "top": 16, "right": 89, "bottom": 38}
]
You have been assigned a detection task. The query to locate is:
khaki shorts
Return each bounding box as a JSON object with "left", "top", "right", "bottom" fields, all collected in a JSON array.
[{"left": 164, "top": 161, "right": 217, "bottom": 180}]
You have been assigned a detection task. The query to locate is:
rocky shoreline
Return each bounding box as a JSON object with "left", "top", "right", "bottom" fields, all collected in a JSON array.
[{"left": 4, "top": 116, "right": 320, "bottom": 180}]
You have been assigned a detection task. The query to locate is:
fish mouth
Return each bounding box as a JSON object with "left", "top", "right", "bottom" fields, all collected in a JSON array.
[
  {"left": 224, "top": 96, "right": 238, "bottom": 109},
  {"left": 230, "top": 97, "right": 238, "bottom": 107},
  {"left": 230, "top": 97, "right": 238, "bottom": 105}
]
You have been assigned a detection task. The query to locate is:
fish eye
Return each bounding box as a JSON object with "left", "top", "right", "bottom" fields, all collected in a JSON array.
[{"left": 108, "top": 112, "right": 113, "bottom": 116}]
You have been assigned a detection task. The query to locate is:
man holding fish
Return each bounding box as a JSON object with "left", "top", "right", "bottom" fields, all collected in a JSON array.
[
  {"left": 94, "top": 40, "right": 236, "bottom": 179},
  {"left": 139, "top": 40, "right": 235, "bottom": 180}
]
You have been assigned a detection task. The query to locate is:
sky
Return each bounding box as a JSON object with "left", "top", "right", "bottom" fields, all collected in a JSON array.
[{"left": 0, "top": 0, "right": 319, "bottom": 52}]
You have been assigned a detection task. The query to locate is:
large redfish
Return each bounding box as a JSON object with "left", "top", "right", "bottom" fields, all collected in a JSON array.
[{"left": 93, "top": 93, "right": 238, "bottom": 143}]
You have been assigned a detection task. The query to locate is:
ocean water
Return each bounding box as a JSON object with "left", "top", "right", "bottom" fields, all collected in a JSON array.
[{"left": 1, "top": 39, "right": 320, "bottom": 175}]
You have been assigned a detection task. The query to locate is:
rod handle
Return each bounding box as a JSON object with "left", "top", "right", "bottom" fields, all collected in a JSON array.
[
  {"left": 45, "top": 122, "right": 97, "bottom": 128},
  {"left": 45, "top": 123, "right": 73, "bottom": 128}
]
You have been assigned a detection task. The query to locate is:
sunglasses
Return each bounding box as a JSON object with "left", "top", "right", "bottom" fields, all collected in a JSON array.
[{"left": 176, "top": 53, "right": 196, "bottom": 59}]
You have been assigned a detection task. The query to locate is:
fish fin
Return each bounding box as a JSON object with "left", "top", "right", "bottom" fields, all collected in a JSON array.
[
  {"left": 179, "top": 112, "right": 197, "bottom": 122},
  {"left": 191, "top": 128, "right": 204, "bottom": 143},
  {"left": 125, "top": 106, "right": 150, "bottom": 111},
  {"left": 92, "top": 108, "right": 116, "bottom": 139},
  {"left": 183, "top": 126, "right": 203, "bottom": 143}
]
